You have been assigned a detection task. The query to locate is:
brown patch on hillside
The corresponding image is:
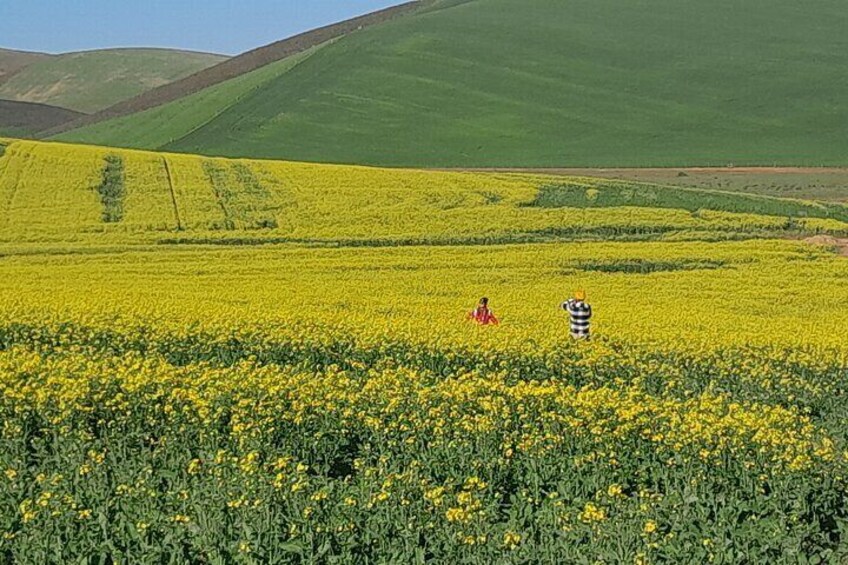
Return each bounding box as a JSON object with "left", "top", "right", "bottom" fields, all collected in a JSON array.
[
  {"left": 803, "top": 236, "right": 848, "bottom": 257},
  {"left": 0, "top": 99, "right": 85, "bottom": 136},
  {"left": 45, "top": 1, "right": 429, "bottom": 136}
]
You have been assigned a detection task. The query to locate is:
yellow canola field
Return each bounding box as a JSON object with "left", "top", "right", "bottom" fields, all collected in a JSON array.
[
  {"left": 1, "top": 239, "right": 845, "bottom": 349},
  {"left": 1, "top": 239, "right": 847, "bottom": 562},
  {"left": 2, "top": 138, "right": 847, "bottom": 245},
  {"left": 2, "top": 138, "right": 848, "bottom": 562}
]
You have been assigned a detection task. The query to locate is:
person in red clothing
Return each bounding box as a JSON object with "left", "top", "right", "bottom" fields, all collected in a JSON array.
[{"left": 468, "top": 297, "right": 500, "bottom": 325}]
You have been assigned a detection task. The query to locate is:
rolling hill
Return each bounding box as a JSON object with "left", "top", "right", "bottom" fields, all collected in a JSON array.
[
  {"left": 0, "top": 48, "right": 226, "bottom": 114},
  {"left": 57, "top": 0, "right": 848, "bottom": 168},
  {"left": 0, "top": 100, "right": 84, "bottom": 137},
  {"left": 42, "top": 1, "right": 424, "bottom": 137},
  {"left": 0, "top": 48, "right": 51, "bottom": 86}
]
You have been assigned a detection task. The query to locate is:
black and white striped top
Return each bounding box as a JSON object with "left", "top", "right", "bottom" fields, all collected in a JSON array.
[{"left": 562, "top": 299, "right": 592, "bottom": 337}]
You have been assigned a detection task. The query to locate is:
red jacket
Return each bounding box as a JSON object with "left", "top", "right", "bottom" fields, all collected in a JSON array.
[{"left": 468, "top": 306, "right": 500, "bottom": 325}]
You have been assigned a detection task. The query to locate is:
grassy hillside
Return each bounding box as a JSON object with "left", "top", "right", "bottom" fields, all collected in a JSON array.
[
  {"left": 59, "top": 0, "right": 848, "bottom": 167},
  {"left": 0, "top": 48, "right": 226, "bottom": 113},
  {"left": 52, "top": 45, "right": 329, "bottom": 150},
  {"left": 0, "top": 100, "right": 84, "bottom": 137},
  {"left": 1, "top": 138, "right": 846, "bottom": 246},
  {"left": 43, "top": 2, "right": 424, "bottom": 136},
  {"left": 0, "top": 48, "right": 50, "bottom": 86}
]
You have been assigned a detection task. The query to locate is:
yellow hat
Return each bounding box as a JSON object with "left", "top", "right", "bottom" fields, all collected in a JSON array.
[{"left": 574, "top": 289, "right": 587, "bottom": 301}]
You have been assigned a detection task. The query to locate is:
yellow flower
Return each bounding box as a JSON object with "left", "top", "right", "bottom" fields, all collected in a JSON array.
[
  {"left": 579, "top": 502, "right": 606, "bottom": 523},
  {"left": 310, "top": 490, "right": 329, "bottom": 502},
  {"left": 503, "top": 531, "right": 522, "bottom": 550},
  {"left": 187, "top": 459, "right": 202, "bottom": 475},
  {"left": 446, "top": 507, "right": 470, "bottom": 523},
  {"left": 607, "top": 483, "right": 623, "bottom": 498}
]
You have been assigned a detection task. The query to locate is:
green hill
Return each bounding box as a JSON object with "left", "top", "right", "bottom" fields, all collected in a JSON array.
[
  {"left": 59, "top": 0, "right": 848, "bottom": 168},
  {"left": 0, "top": 48, "right": 226, "bottom": 113},
  {"left": 50, "top": 45, "right": 329, "bottom": 149}
]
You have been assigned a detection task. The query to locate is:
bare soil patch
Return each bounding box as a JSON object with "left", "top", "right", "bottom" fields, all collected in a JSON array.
[
  {"left": 0, "top": 99, "right": 84, "bottom": 135},
  {"left": 803, "top": 236, "right": 848, "bottom": 257}
]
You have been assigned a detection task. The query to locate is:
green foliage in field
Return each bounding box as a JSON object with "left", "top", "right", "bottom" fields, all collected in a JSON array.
[
  {"left": 59, "top": 0, "right": 848, "bottom": 167},
  {"left": 96, "top": 155, "right": 125, "bottom": 223},
  {"left": 0, "top": 49, "right": 225, "bottom": 113},
  {"left": 533, "top": 181, "right": 848, "bottom": 222},
  {"left": 0, "top": 128, "right": 26, "bottom": 139},
  {"left": 569, "top": 257, "right": 727, "bottom": 274},
  {"left": 56, "top": 46, "right": 326, "bottom": 150},
  {"left": 2, "top": 333, "right": 847, "bottom": 563}
]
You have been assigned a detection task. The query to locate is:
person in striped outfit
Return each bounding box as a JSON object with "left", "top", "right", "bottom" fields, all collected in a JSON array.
[{"left": 562, "top": 290, "right": 592, "bottom": 340}]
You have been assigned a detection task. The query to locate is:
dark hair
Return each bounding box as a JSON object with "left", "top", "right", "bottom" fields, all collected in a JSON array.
[{"left": 480, "top": 297, "right": 489, "bottom": 305}]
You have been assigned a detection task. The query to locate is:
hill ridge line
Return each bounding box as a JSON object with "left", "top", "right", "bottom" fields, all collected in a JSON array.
[{"left": 44, "top": 1, "right": 428, "bottom": 137}]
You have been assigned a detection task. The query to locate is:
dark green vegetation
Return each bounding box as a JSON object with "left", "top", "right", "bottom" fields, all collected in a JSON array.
[
  {"left": 59, "top": 0, "right": 848, "bottom": 167},
  {"left": 533, "top": 181, "right": 848, "bottom": 223},
  {"left": 96, "top": 155, "right": 125, "bottom": 223},
  {"left": 201, "top": 160, "right": 279, "bottom": 230},
  {"left": 0, "top": 49, "right": 226, "bottom": 114},
  {"left": 571, "top": 258, "right": 726, "bottom": 274},
  {"left": 0, "top": 100, "right": 85, "bottom": 137}
]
